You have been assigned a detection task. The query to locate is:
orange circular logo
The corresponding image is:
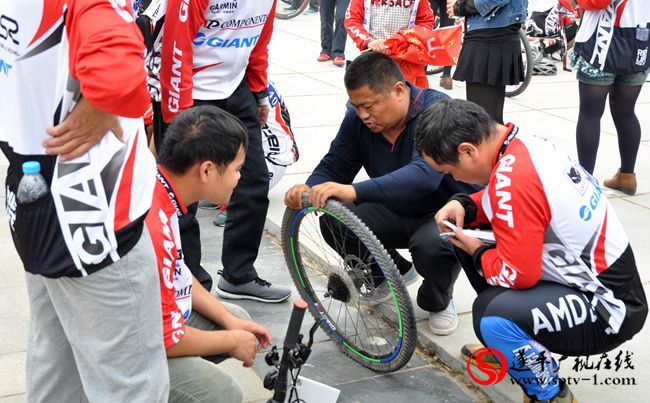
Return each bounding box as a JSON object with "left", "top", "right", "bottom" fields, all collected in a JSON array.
[{"left": 466, "top": 347, "right": 508, "bottom": 386}]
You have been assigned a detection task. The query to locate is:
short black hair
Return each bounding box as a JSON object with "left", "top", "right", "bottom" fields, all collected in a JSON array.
[
  {"left": 344, "top": 52, "right": 405, "bottom": 93},
  {"left": 415, "top": 99, "right": 496, "bottom": 164},
  {"left": 158, "top": 105, "right": 248, "bottom": 174}
]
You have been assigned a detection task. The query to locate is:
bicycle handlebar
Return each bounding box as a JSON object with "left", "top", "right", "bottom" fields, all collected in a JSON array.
[{"left": 284, "top": 299, "right": 307, "bottom": 348}]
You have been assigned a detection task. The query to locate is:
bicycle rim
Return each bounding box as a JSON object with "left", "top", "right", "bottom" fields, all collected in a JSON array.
[
  {"left": 281, "top": 201, "right": 417, "bottom": 372},
  {"left": 506, "top": 30, "right": 534, "bottom": 98},
  {"left": 275, "top": 0, "right": 310, "bottom": 20}
]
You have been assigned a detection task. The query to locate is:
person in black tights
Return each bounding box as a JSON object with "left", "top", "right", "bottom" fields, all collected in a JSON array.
[
  {"left": 571, "top": 0, "right": 649, "bottom": 195},
  {"left": 447, "top": 0, "right": 528, "bottom": 124},
  {"left": 429, "top": 0, "right": 455, "bottom": 90}
]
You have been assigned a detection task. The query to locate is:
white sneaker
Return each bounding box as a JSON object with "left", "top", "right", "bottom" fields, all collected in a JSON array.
[{"left": 428, "top": 300, "right": 458, "bottom": 336}]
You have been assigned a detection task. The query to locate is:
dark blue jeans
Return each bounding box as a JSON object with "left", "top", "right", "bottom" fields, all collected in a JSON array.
[{"left": 320, "top": 0, "right": 349, "bottom": 58}]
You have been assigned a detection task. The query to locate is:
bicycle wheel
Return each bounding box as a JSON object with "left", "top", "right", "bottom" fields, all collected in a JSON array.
[
  {"left": 275, "top": 0, "right": 310, "bottom": 20},
  {"left": 281, "top": 199, "right": 417, "bottom": 373},
  {"left": 426, "top": 65, "right": 445, "bottom": 76},
  {"left": 506, "top": 30, "right": 534, "bottom": 98}
]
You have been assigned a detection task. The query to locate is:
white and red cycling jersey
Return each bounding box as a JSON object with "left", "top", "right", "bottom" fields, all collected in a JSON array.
[
  {"left": 263, "top": 81, "right": 299, "bottom": 188},
  {"left": 0, "top": 0, "right": 155, "bottom": 277},
  {"left": 468, "top": 125, "right": 633, "bottom": 334},
  {"left": 145, "top": 168, "right": 193, "bottom": 349},
  {"left": 159, "top": 0, "right": 276, "bottom": 123},
  {"left": 136, "top": 0, "right": 167, "bottom": 103}
]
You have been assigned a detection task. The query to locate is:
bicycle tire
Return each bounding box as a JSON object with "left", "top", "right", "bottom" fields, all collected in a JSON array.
[
  {"left": 281, "top": 199, "right": 417, "bottom": 373},
  {"left": 531, "top": 47, "right": 544, "bottom": 67},
  {"left": 426, "top": 65, "right": 445, "bottom": 76},
  {"left": 275, "top": 0, "right": 310, "bottom": 20},
  {"left": 506, "top": 30, "right": 534, "bottom": 98}
]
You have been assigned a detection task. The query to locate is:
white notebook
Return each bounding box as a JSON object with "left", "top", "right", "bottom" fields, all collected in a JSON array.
[{"left": 440, "top": 220, "right": 497, "bottom": 244}]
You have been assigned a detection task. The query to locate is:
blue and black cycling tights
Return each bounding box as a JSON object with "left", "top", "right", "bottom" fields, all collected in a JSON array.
[{"left": 455, "top": 249, "right": 641, "bottom": 401}]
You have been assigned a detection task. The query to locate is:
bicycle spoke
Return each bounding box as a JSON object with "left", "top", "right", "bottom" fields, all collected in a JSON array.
[{"left": 301, "top": 216, "right": 343, "bottom": 267}]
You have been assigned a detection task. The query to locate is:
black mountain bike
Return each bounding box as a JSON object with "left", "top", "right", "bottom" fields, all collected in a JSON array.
[{"left": 281, "top": 195, "right": 417, "bottom": 373}]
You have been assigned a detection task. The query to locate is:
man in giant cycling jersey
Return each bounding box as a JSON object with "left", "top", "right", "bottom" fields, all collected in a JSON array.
[
  {"left": 0, "top": 1, "right": 168, "bottom": 401},
  {"left": 160, "top": 0, "right": 292, "bottom": 303},
  {"left": 415, "top": 99, "right": 647, "bottom": 402},
  {"left": 146, "top": 106, "right": 271, "bottom": 403}
]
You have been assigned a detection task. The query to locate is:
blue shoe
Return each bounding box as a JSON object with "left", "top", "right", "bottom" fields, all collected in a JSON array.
[{"left": 305, "top": 7, "right": 319, "bottom": 14}]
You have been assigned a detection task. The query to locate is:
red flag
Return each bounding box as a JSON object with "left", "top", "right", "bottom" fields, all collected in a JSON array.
[{"left": 385, "top": 25, "right": 462, "bottom": 87}]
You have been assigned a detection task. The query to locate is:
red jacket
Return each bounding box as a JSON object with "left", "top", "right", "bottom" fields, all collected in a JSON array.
[{"left": 345, "top": 0, "right": 435, "bottom": 50}]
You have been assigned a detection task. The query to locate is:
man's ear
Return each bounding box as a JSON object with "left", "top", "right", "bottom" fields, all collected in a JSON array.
[
  {"left": 393, "top": 81, "right": 406, "bottom": 99},
  {"left": 457, "top": 142, "right": 479, "bottom": 160},
  {"left": 198, "top": 161, "right": 213, "bottom": 183}
]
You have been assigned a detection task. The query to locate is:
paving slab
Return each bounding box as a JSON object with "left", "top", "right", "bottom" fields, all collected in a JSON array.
[
  {"left": 0, "top": 395, "right": 25, "bottom": 403},
  {"left": 0, "top": 353, "right": 25, "bottom": 398},
  {"left": 334, "top": 365, "right": 477, "bottom": 403}
]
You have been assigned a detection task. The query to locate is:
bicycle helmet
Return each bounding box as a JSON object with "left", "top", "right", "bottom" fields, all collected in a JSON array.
[{"left": 533, "top": 58, "right": 557, "bottom": 76}]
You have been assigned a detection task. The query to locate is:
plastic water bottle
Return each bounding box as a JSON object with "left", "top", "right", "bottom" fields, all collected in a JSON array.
[{"left": 17, "top": 161, "right": 49, "bottom": 204}]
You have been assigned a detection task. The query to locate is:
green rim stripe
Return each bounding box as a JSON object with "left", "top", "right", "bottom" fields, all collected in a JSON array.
[
  {"left": 385, "top": 281, "right": 404, "bottom": 337},
  {"left": 290, "top": 237, "right": 306, "bottom": 289},
  {"left": 342, "top": 341, "right": 382, "bottom": 363}
]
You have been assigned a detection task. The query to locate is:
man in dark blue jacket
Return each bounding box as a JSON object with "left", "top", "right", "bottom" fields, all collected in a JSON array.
[{"left": 285, "top": 52, "right": 476, "bottom": 335}]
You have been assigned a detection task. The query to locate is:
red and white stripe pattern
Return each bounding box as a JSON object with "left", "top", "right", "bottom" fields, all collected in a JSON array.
[{"left": 470, "top": 126, "right": 628, "bottom": 333}]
